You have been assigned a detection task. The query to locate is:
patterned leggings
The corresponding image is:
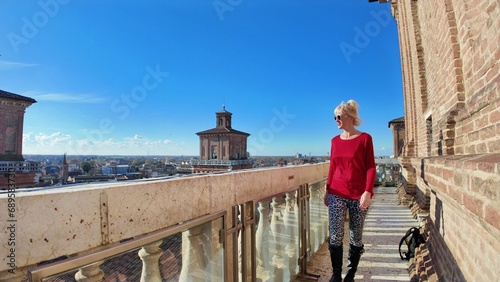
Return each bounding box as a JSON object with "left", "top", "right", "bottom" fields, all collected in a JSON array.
[{"left": 327, "top": 194, "right": 368, "bottom": 248}]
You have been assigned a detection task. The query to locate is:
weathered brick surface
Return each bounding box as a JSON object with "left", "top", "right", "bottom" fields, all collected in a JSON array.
[
  {"left": 0, "top": 102, "right": 28, "bottom": 158},
  {"left": 392, "top": 0, "right": 499, "bottom": 280},
  {"left": 0, "top": 172, "right": 38, "bottom": 189}
]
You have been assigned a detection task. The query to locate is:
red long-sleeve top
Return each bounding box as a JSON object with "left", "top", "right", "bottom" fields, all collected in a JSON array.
[{"left": 326, "top": 132, "right": 376, "bottom": 199}]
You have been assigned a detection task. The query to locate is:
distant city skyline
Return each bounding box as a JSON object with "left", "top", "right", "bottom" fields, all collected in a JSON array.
[{"left": 0, "top": 1, "right": 403, "bottom": 157}]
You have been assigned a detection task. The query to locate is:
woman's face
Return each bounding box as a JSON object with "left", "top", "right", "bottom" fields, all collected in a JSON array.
[{"left": 334, "top": 112, "right": 349, "bottom": 129}]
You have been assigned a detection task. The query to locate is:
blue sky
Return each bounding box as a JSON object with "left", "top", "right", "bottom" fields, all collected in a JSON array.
[{"left": 0, "top": 0, "right": 403, "bottom": 157}]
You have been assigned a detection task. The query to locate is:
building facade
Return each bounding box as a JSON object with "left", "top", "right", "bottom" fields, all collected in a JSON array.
[
  {"left": 192, "top": 106, "right": 253, "bottom": 173},
  {"left": 0, "top": 90, "right": 40, "bottom": 189},
  {"left": 381, "top": 0, "right": 499, "bottom": 281},
  {"left": 388, "top": 116, "right": 405, "bottom": 158}
]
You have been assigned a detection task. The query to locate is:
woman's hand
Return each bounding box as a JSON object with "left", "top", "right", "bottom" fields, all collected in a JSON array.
[{"left": 359, "top": 191, "right": 372, "bottom": 209}]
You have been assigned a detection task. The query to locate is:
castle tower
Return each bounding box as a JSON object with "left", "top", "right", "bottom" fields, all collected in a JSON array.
[
  {"left": 0, "top": 89, "right": 40, "bottom": 189},
  {"left": 192, "top": 106, "right": 253, "bottom": 173},
  {"left": 0, "top": 90, "right": 36, "bottom": 161},
  {"left": 388, "top": 117, "right": 405, "bottom": 158}
]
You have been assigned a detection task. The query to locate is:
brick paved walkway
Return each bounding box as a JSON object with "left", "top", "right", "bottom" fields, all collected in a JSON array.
[{"left": 295, "top": 186, "right": 419, "bottom": 282}]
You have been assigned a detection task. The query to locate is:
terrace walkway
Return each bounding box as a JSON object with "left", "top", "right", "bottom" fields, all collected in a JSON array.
[{"left": 295, "top": 186, "right": 419, "bottom": 282}]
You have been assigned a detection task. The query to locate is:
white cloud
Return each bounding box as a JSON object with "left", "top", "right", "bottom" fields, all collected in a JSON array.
[
  {"left": 0, "top": 60, "right": 38, "bottom": 70},
  {"left": 101, "top": 138, "right": 122, "bottom": 147},
  {"left": 24, "top": 92, "right": 107, "bottom": 104},
  {"left": 24, "top": 132, "right": 72, "bottom": 146},
  {"left": 23, "top": 133, "right": 35, "bottom": 144},
  {"left": 23, "top": 132, "right": 181, "bottom": 155},
  {"left": 124, "top": 135, "right": 145, "bottom": 147},
  {"left": 144, "top": 140, "right": 167, "bottom": 147}
]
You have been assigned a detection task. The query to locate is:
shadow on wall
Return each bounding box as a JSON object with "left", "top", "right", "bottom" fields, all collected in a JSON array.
[{"left": 427, "top": 191, "right": 466, "bottom": 281}]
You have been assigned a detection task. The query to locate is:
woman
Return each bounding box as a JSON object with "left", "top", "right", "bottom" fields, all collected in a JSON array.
[{"left": 324, "top": 100, "right": 376, "bottom": 282}]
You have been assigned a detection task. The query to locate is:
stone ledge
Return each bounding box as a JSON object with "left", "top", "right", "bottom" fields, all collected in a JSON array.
[{"left": 0, "top": 163, "right": 329, "bottom": 276}]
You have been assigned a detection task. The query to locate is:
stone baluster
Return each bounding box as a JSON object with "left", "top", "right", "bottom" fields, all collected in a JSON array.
[
  {"left": 283, "top": 191, "right": 299, "bottom": 278},
  {"left": 388, "top": 165, "right": 394, "bottom": 182},
  {"left": 321, "top": 182, "right": 329, "bottom": 240},
  {"left": 309, "top": 182, "right": 324, "bottom": 252},
  {"left": 270, "top": 197, "right": 285, "bottom": 281},
  {"left": 138, "top": 240, "right": 163, "bottom": 282},
  {"left": 179, "top": 225, "right": 207, "bottom": 281},
  {"left": 206, "top": 220, "right": 224, "bottom": 281},
  {"left": 320, "top": 184, "right": 328, "bottom": 243},
  {"left": 237, "top": 205, "right": 243, "bottom": 282},
  {"left": 256, "top": 200, "right": 271, "bottom": 281},
  {"left": 74, "top": 261, "right": 104, "bottom": 282},
  {"left": 308, "top": 184, "right": 317, "bottom": 251}
]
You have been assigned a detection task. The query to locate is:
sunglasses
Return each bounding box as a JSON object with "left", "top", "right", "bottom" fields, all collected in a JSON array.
[{"left": 334, "top": 115, "right": 343, "bottom": 121}]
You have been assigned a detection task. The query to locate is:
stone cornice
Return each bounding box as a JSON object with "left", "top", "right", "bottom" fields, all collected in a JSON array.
[{"left": 0, "top": 99, "right": 33, "bottom": 108}]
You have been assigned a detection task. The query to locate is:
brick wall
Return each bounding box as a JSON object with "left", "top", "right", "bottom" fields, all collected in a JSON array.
[
  {"left": 392, "top": 0, "right": 499, "bottom": 281},
  {"left": 0, "top": 172, "right": 38, "bottom": 189},
  {"left": 419, "top": 155, "right": 499, "bottom": 280},
  {"left": 198, "top": 134, "right": 248, "bottom": 160},
  {"left": 0, "top": 102, "right": 27, "bottom": 159}
]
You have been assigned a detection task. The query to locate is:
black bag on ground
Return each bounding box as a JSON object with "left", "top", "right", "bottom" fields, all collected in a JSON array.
[{"left": 399, "top": 226, "right": 425, "bottom": 260}]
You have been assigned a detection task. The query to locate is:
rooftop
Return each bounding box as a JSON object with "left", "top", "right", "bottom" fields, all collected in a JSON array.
[{"left": 0, "top": 89, "right": 37, "bottom": 103}]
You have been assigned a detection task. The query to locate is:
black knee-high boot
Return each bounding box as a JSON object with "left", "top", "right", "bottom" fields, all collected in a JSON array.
[
  {"left": 344, "top": 244, "right": 364, "bottom": 282},
  {"left": 328, "top": 244, "right": 343, "bottom": 282}
]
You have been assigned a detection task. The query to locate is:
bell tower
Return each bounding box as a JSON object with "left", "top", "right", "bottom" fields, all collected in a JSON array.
[
  {"left": 61, "top": 153, "right": 69, "bottom": 184},
  {"left": 216, "top": 105, "right": 232, "bottom": 129}
]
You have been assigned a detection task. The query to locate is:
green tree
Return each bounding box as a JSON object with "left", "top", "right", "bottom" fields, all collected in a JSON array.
[{"left": 81, "top": 161, "right": 92, "bottom": 174}]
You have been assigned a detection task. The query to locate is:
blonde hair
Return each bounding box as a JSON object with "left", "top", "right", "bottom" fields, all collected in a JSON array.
[{"left": 334, "top": 100, "right": 362, "bottom": 126}]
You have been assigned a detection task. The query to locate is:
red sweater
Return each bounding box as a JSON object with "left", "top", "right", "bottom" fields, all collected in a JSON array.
[{"left": 326, "top": 132, "right": 376, "bottom": 199}]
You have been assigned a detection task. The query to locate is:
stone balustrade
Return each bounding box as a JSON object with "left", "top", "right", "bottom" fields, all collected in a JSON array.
[
  {"left": 0, "top": 162, "right": 329, "bottom": 281},
  {"left": 190, "top": 159, "right": 254, "bottom": 166}
]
